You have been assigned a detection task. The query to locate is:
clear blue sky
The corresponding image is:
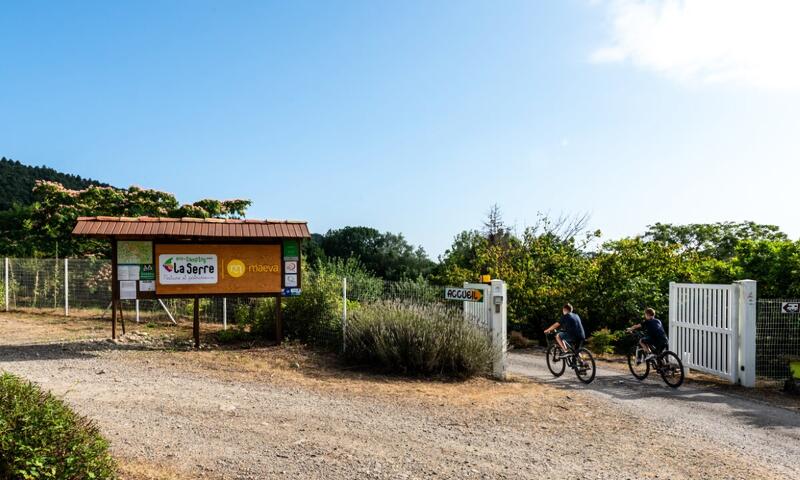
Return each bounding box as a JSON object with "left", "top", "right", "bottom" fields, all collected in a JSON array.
[{"left": 2, "top": 0, "right": 799, "bottom": 257}]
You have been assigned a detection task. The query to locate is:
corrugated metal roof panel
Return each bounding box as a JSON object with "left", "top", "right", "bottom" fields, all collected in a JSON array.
[{"left": 71, "top": 216, "right": 310, "bottom": 239}]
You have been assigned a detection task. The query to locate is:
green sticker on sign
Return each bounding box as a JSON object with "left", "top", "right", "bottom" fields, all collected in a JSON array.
[
  {"left": 140, "top": 264, "right": 155, "bottom": 280},
  {"left": 283, "top": 240, "right": 299, "bottom": 259}
]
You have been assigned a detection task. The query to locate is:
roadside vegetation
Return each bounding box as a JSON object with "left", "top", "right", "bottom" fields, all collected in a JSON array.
[
  {"left": 0, "top": 372, "right": 116, "bottom": 479},
  {"left": 344, "top": 302, "right": 496, "bottom": 377},
  {"left": 2, "top": 165, "right": 800, "bottom": 365}
]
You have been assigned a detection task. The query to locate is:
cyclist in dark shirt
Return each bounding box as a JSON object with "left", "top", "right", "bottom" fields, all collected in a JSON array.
[
  {"left": 544, "top": 303, "right": 586, "bottom": 352},
  {"left": 626, "top": 308, "right": 668, "bottom": 362}
]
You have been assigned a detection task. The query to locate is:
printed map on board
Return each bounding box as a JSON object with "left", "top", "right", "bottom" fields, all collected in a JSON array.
[{"left": 117, "top": 241, "right": 153, "bottom": 264}]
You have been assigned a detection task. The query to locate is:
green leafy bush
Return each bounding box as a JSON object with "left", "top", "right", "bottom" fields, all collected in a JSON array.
[
  {"left": 344, "top": 301, "right": 497, "bottom": 378},
  {"left": 0, "top": 373, "right": 116, "bottom": 479},
  {"left": 283, "top": 257, "right": 380, "bottom": 348},
  {"left": 587, "top": 328, "right": 623, "bottom": 355}
]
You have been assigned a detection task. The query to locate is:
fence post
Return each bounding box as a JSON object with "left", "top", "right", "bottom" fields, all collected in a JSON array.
[
  {"left": 64, "top": 258, "right": 69, "bottom": 317},
  {"left": 223, "top": 297, "right": 227, "bottom": 330},
  {"left": 736, "top": 280, "right": 757, "bottom": 388},
  {"left": 135, "top": 300, "right": 140, "bottom": 323},
  {"left": 4, "top": 257, "right": 8, "bottom": 312},
  {"left": 342, "top": 277, "right": 347, "bottom": 353}
]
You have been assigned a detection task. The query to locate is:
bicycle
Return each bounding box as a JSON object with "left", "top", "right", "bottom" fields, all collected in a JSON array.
[
  {"left": 626, "top": 331, "right": 685, "bottom": 388},
  {"left": 545, "top": 331, "right": 596, "bottom": 384}
]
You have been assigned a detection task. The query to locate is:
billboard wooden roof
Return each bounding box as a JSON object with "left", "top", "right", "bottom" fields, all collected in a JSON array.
[{"left": 72, "top": 216, "right": 311, "bottom": 240}]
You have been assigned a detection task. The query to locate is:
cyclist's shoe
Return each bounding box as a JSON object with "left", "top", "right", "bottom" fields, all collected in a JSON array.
[{"left": 644, "top": 353, "right": 656, "bottom": 362}]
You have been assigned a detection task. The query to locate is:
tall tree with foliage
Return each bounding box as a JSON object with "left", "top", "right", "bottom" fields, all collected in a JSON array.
[
  {"left": 316, "top": 226, "right": 434, "bottom": 281},
  {"left": 2, "top": 181, "right": 252, "bottom": 258}
]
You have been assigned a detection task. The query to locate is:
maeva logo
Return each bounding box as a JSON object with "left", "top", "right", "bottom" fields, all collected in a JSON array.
[
  {"left": 163, "top": 257, "right": 174, "bottom": 272},
  {"left": 227, "top": 259, "right": 246, "bottom": 278}
]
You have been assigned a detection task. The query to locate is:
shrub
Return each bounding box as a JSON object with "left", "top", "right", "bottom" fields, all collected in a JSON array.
[
  {"left": 587, "top": 328, "right": 623, "bottom": 355},
  {"left": 0, "top": 373, "right": 116, "bottom": 479},
  {"left": 283, "top": 269, "right": 342, "bottom": 347},
  {"left": 344, "top": 301, "right": 497, "bottom": 378}
]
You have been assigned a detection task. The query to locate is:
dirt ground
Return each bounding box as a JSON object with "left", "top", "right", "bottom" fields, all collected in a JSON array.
[{"left": 1, "top": 313, "right": 798, "bottom": 479}]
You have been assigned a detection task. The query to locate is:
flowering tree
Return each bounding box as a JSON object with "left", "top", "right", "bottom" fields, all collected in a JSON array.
[{"left": 1, "top": 181, "right": 252, "bottom": 258}]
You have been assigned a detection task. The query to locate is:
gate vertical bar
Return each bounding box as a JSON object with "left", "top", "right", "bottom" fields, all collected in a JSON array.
[
  {"left": 342, "top": 277, "right": 347, "bottom": 353},
  {"left": 729, "top": 283, "right": 740, "bottom": 384},
  {"left": 64, "top": 258, "right": 69, "bottom": 316},
  {"left": 668, "top": 282, "right": 676, "bottom": 354}
]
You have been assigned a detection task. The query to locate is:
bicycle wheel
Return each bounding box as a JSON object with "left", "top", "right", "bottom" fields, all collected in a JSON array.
[
  {"left": 575, "top": 348, "right": 596, "bottom": 384},
  {"left": 546, "top": 344, "right": 566, "bottom": 377},
  {"left": 658, "top": 351, "right": 684, "bottom": 388},
  {"left": 627, "top": 347, "right": 650, "bottom": 380}
]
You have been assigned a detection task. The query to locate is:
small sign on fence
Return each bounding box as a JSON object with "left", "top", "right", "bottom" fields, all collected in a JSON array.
[
  {"left": 444, "top": 287, "right": 484, "bottom": 302},
  {"left": 781, "top": 302, "right": 800, "bottom": 314}
]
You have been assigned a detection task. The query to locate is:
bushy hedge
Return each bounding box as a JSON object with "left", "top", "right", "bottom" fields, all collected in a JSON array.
[
  {"left": 0, "top": 373, "right": 116, "bottom": 479},
  {"left": 344, "top": 302, "right": 497, "bottom": 378}
]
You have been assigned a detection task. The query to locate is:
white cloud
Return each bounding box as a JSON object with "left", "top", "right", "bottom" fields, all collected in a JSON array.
[{"left": 592, "top": 0, "right": 800, "bottom": 90}]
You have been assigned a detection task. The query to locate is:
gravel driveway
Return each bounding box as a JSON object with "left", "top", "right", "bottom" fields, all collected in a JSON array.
[
  {"left": 510, "top": 350, "right": 800, "bottom": 479},
  {"left": 1, "top": 314, "right": 798, "bottom": 480}
]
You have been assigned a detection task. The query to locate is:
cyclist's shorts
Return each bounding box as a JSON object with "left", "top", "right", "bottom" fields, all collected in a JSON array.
[
  {"left": 642, "top": 335, "right": 668, "bottom": 352},
  {"left": 558, "top": 331, "right": 579, "bottom": 347}
]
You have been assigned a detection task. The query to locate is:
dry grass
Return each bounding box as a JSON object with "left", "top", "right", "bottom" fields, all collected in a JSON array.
[
  {"left": 0, "top": 311, "right": 220, "bottom": 346},
  {"left": 117, "top": 458, "right": 194, "bottom": 480}
]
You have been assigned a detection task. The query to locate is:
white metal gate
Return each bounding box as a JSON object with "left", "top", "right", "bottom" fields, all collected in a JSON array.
[
  {"left": 669, "top": 283, "right": 739, "bottom": 383},
  {"left": 462, "top": 282, "right": 491, "bottom": 330},
  {"left": 669, "top": 280, "right": 756, "bottom": 386}
]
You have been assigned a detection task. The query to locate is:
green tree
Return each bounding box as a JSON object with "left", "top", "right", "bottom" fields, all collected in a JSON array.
[
  {"left": 730, "top": 240, "right": 800, "bottom": 298},
  {"left": 6, "top": 181, "right": 252, "bottom": 258},
  {"left": 644, "top": 221, "right": 787, "bottom": 260},
  {"left": 319, "top": 226, "right": 434, "bottom": 280}
]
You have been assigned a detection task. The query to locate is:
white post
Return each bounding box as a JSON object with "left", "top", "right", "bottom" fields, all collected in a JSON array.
[
  {"left": 158, "top": 299, "right": 178, "bottom": 325},
  {"left": 342, "top": 277, "right": 347, "bottom": 353},
  {"left": 64, "top": 258, "right": 69, "bottom": 316},
  {"left": 4, "top": 257, "right": 9, "bottom": 312},
  {"left": 490, "top": 279, "right": 507, "bottom": 380},
  {"left": 135, "top": 300, "right": 140, "bottom": 323},
  {"left": 736, "top": 280, "right": 757, "bottom": 388},
  {"left": 223, "top": 297, "right": 227, "bottom": 330}
]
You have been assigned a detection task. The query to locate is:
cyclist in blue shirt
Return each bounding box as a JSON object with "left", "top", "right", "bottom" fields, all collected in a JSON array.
[
  {"left": 544, "top": 303, "right": 586, "bottom": 353},
  {"left": 626, "top": 308, "right": 668, "bottom": 362}
]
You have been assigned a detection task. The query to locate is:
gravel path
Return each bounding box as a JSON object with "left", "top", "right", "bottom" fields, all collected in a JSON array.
[
  {"left": 1, "top": 328, "right": 797, "bottom": 479},
  {"left": 509, "top": 350, "right": 800, "bottom": 479}
]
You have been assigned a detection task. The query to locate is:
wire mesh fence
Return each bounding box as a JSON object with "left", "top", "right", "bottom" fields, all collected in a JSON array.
[
  {"left": 756, "top": 299, "right": 800, "bottom": 381},
  {"left": 0, "top": 257, "right": 270, "bottom": 326},
  {"left": 0, "top": 258, "right": 493, "bottom": 354}
]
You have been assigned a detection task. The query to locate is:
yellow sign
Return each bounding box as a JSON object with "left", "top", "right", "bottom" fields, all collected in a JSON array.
[{"left": 227, "top": 259, "right": 246, "bottom": 278}]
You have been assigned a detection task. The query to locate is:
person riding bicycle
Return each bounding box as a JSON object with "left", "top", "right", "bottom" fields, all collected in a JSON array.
[
  {"left": 626, "top": 308, "right": 668, "bottom": 363},
  {"left": 544, "top": 303, "right": 585, "bottom": 354}
]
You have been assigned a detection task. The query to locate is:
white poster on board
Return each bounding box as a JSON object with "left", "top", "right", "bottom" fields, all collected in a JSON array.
[{"left": 120, "top": 280, "right": 137, "bottom": 300}]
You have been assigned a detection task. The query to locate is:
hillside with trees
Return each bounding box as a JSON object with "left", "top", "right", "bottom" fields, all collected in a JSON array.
[{"left": 0, "top": 157, "right": 109, "bottom": 210}]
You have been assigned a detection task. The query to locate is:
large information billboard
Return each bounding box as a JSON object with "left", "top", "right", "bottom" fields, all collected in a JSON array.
[{"left": 155, "top": 244, "right": 282, "bottom": 295}]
